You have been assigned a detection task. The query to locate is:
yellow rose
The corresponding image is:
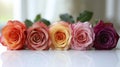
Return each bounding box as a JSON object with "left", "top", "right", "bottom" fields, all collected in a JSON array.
[{"left": 49, "top": 21, "right": 71, "bottom": 50}]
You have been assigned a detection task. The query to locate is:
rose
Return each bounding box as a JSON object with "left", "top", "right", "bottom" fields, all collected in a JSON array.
[
  {"left": 70, "top": 22, "right": 95, "bottom": 50},
  {"left": 26, "top": 22, "right": 51, "bottom": 50},
  {"left": 49, "top": 21, "right": 71, "bottom": 50},
  {"left": 1, "top": 20, "right": 26, "bottom": 50},
  {"left": 93, "top": 20, "right": 119, "bottom": 50},
  {"left": 0, "top": 35, "right": 1, "bottom": 43}
]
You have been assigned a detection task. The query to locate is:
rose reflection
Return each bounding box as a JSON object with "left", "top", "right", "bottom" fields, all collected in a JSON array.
[
  {"left": 1, "top": 50, "right": 50, "bottom": 67},
  {"left": 49, "top": 51, "right": 95, "bottom": 67},
  {"left": 86, "top": 51, "right": 119, "bottom": 67},
  {"left": 50, "top": 51, "right": 72, "bottom": 67},
  {"left": 69, "top": 51, "right": 95, "bottom": 67},
  {"left": 0, "top": 50, "right": 119, "bottom": 67}
]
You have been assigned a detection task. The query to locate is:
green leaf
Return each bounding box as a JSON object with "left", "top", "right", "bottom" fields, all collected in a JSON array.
[
  {"left": 40, "top": 18, "right": 51, "bottom": 26},
  {"left": 77, "top": 10, "right": 93, "bottom": 22},
  {"left": 34, "top": 14, "right": 41, "bottom": 22},
  {"left": 24, "top": 19, "right": 33, "bottom": 28},
  {"left": 60, "top": 13, "right": 75, "bottom": 23},
  {"left": 95, "top": 19, "right": 99, "bottom": 24}
]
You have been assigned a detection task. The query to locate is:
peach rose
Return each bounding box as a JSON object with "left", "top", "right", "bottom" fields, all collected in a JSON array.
[
  {"left": 49, "top": 21, "right": 71, "bottom": 50},
  {"left": 1, "top": 20, "right": 26, "bottom": 50},
  {"left": 26, "top": 22, "right": 51, "bottom": 50},
  {"left": 70, "top": 22, "right": 95, "bottom": 50}
]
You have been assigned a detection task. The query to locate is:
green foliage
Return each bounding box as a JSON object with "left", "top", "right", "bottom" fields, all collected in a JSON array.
[{"left": 77, "top": 10, "right": 93, "bottom": 22}]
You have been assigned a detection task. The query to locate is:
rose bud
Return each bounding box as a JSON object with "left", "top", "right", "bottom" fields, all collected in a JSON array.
[
  {"left": 49, "top": 21, "right": 71, "bottom": 50},
  {"left": 93, "top": 20, "right": 119, "bottom": 50},
  {"left": 70, "top": 22, "right": 95, "bottom": 50},
  {"left": 26, "top": 22, "right": 51, "bottom": 50},
  {"left": 1, "top": 20, "right": 26, "bottom": 50}
]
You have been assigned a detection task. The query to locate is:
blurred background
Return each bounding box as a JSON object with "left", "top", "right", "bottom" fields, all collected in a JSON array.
[{"left": 0, "top": 0, "right": 120, "bottom": 48}]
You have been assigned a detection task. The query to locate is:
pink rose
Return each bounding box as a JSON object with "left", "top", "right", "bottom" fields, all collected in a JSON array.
[
  {"left": 26, "top": 22, "right": 51, "bottom": 50},
  {"left": 70, "top": 22, "right": 95, "bottom": 50}
]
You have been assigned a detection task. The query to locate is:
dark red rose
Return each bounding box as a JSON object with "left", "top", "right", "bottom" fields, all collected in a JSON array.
[{"left": 93, "top": 20, "right": 119, "bottom": 50}]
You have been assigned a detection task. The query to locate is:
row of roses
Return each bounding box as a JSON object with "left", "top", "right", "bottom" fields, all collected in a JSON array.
[
  {"left": 0, "top": 10, "right": 119, "bottom": 50},
  {"left": 0, "top": 20, "right": 119, "bottom": 50}
]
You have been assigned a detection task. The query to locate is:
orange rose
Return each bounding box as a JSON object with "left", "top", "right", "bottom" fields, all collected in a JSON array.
[
  {"left": 49, "top": 21, "right": 71, "bottom": 50},
  {"left": 1, "top": 20, "right": 26, "bottom": 50},
  {"left": 0, "top": 35, "right": 1, "bottom": 43}
]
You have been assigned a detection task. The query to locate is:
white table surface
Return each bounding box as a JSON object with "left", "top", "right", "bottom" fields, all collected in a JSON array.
[{"left": 0, "top": 45, "right": 120, "bottom": 67}]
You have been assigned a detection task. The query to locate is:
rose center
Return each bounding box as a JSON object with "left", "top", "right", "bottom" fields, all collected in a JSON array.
[
  {"left": 101, "top": 35, "right": 108, "bottom": 43},
  {"left": 55, "top": 31, "right": 66, "bottom": 41},
  {"left": 9, "top": 30, "right": 19, "bottom": 42},
  {"left": 99, "top": 32, "right": 109, "bottom": 44},
  {"left": 76, "top": 32, "right": 87, "bottom": 43},
  {"left": 32, "top": 32, "right": 41, "bottom": 43}
]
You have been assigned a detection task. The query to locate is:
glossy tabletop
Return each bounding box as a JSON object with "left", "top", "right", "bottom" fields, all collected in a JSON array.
[{"left": 0, "top": 45, "right": 120, "bottom": 67}]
